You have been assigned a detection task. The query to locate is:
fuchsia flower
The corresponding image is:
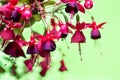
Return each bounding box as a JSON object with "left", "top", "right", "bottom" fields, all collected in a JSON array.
[
  {"left": 67, "top": 22, "right": 86, "bottom": 43},
  {"left": 86, "top": 19, "right": 106, "bottom": 39},
  {"left": 37, "top": 31, "right": 59, "bottom": 52},
  {"left": 50, "top": 19, "right": 72, "bottom": 38},
  {"left": 27, "top": 35, "right": 39, "bottom": 54},
  {"left": 24, "top": 59, "right": 33, "bottom": 72},
  {"left": 59, "top": 59, "right": 67, "bottom": 72},
  {"left": 58, "top": 20, "right": 72, "bottom": 38},
  {"left": 39, "top": 55, "right": 51, "bottom": 76},
  {"left": 63, "top": 0, "right": 85, "bottom": 15}
]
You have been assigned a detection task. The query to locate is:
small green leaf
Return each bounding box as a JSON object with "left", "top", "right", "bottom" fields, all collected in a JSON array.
[
  {"left": 0, "top": 66, "right": 5, "bottom": 73},
  {"left": 43, "top": 1, "right": 56, "bottom": 7},
  {"left": 76, "top": 14, "right": 80, "bottom": 22}
]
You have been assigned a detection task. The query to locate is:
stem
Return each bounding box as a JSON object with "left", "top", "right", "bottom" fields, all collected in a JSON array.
[{"left": 78, "top": 43, "right": 83, "bottom": 61}]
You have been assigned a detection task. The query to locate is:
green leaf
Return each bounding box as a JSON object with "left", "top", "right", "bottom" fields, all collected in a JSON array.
[
  {"left": 43, "top": 1, "right": 56, "bottom": 7},
  {"left": 0, "top": 66, "right": 5, "bottom": 73},
  {"left": 76, "top": 14, "right": 80, "bottom": 22}
]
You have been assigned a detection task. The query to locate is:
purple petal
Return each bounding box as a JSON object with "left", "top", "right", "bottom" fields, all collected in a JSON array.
[
  {"left": 3, "top": 41, "right": 26, "bottom": 58},
  {"left": 42, "top": 40, "right": 56, "bottom": 51},
  {"left": 91, "top": 29, "right": 101, "bottom": 39},
  {"left": 27, "top": 44, "right": 39, "bottom": 54}
]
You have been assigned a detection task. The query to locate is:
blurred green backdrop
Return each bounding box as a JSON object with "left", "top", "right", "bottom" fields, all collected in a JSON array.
[{"left": 0, "top": 0, "right": 120, "bottom": 80}]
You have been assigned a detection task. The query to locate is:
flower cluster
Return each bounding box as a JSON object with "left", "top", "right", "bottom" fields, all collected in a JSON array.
[{"left": 0, "top": 0, "right": 106, "bottom": 77}]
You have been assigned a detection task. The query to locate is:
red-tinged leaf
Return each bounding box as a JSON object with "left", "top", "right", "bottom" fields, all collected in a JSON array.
[
  {"left": 67, "top": 22, "right": 76, "bottom": 29},
  {"left": 71, "top": 31, "right": 86, "bottom": 43},
  {"left": 24, "top": 59, "right": 33, "bottom": 72},
  {"left": 59, "top": 60, "right": 67, "bottom": 72},
  {"left": 97, "top": 22, "right": 106, "bottom": 28},
  {"left": 77, "top": 3, "right": 85, "bottom": 13},
  {"left": 3, "top": 41, "right": 26, "bottom": 58}
]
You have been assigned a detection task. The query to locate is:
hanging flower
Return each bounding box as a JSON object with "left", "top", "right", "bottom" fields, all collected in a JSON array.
[
  {"left": 86, "top": 18, "right": 106, "bottom": 39},
  {"left": 59, "top": 59, "right": 67, "bottom": 72},
  {"left": 67, "top": 22, "right": 86, "bottom": 43}
]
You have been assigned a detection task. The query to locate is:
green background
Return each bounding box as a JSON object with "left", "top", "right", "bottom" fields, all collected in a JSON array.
[{"left": 0, "top": 0, "right": 120, "bottom": 80}]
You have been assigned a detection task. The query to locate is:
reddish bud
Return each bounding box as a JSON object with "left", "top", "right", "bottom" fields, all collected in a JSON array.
[
  {"left": 59, "top": 60, "right": 67, "bottom": 72},
  {"left": 84, "top": 0, "right": 93, "bottom": 9}
]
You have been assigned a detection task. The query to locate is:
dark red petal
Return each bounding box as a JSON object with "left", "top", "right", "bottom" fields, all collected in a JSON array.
[
  {"left": 13, "top": 23, "right": 22, "bottom": 28},
  {"left": 71, "top": 31, "right": 86, "bottom": 43},
  {"left": 91, "top": 29, "right": 101, "bottom": 39},
  {"left": 0, "top": 28, "right": 15, "bottom": 40},
  {"left": 97, "top": 22, "right": 106, "bottom": 28},
  {"left": 24, "top": 59, "right": 33, "bottom": 72},
  {"left": 61, "top": 0, "right": 69, "bottom": 3},
  {"left": 59, "top": 60, "right": 67, "bottom": 72},
  {"left": 77, "top": 3, "right": 85, "bottom": 13},
  {"left": 76, "top": 22, "right": 85, "bottom": 30},
  {"left": 10, "top": 0, "right": 18, "bottom": 6},
  {"left": 3, "top": 41, "right": 26, "bottom": 58},
  {"left": 67, "top": 22, "right": 76, "bottom": 29},
  {"left": 42, "top": 40, "right": 56, "bottom": 51}
]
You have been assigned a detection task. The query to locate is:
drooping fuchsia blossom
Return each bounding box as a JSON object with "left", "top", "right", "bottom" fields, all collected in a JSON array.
[
  {"left": 59, "top": 59, "right": 67, "bottom": 72},
  {"left": 67, "top": 21, "right": 86, "bottom": 60},
  {"left": 67, "top": 22, "right": 86, "bottom": 43},
  {"left": 39, "top": 55, "right": 51, "bottom": 76},
  {"left": 27, "top": 35, "right": 39, "bottom": 54},
  {"left": 58, "top": 20, "right": 72, "bottom": 38},
  {"left": 37, "top": 31, "right": 59, "bottom": 52},
  {"left": 24, "top": 59, "right": 33, "bottom": 72},
  {"left": 3, "top": 41, "right": 26, "bottom": 58},
  {"left": 86, "top": 18, "right": 106, "bottom": 39},
  {"left": 62, "top": 0, "right": 85, "bottom": 15},
  {"left": 3, "top": 35, "right": 27, "bottom": 58},
  {"left": 50, "top": 18, "right": 72, "bottom": 38}
]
